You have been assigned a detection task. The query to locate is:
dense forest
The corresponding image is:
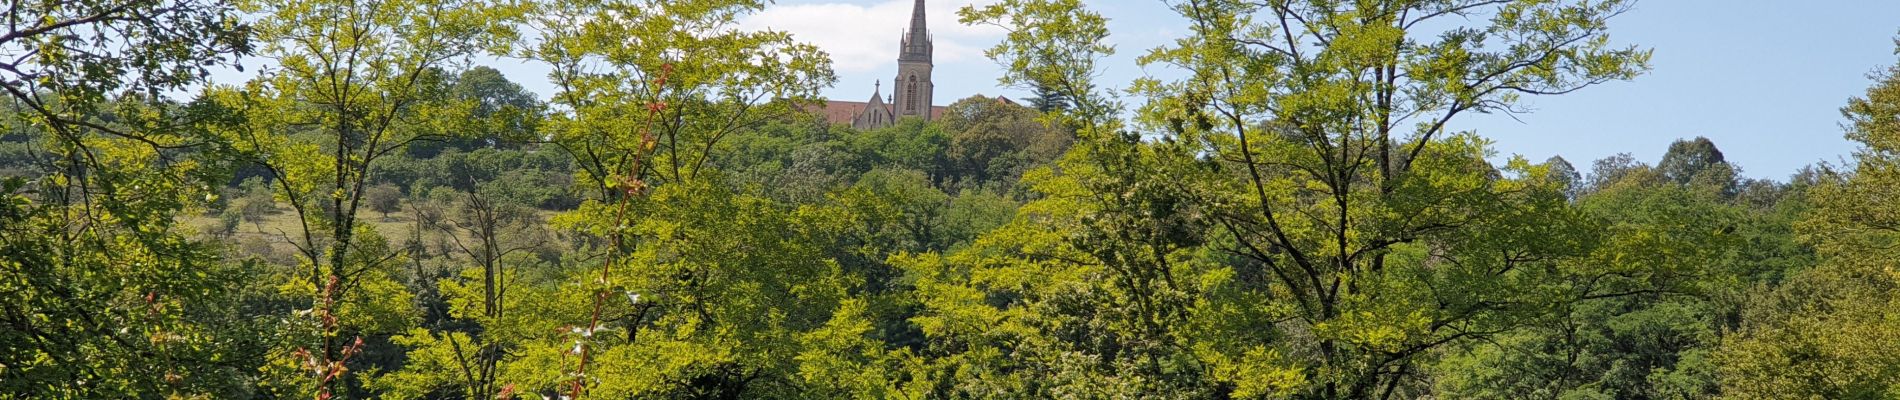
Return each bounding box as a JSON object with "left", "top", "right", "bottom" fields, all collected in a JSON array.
[{"left": 5, "top": 0, "right": 1900, "bottom": 398}]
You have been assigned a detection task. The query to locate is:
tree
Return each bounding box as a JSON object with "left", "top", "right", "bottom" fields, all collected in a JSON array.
[
  {"left": 239, "top": 188, "right": 277, "bottom": 231},
  {"left": 1547, "top": 156, "right": 1583, "bottom": 200},
  {"left": 1024, "top": 81, "right": 1072, "bottom": 113},
  {"left": 936, "top": 95, "right": 1070, "bottom": 190},
  {"left": 934, "top": 0, "right": 1652, "bottom": 397},
  {"left": 367, "top": 184, "right": 403, "bottom": 219},
  {"left": 1658, "top": 136, "right": 1738, "bottom": 196},
  {"left": 1432, "top": 162, "right": 1758, "bottom": 399},
  {"left": 1658, "top": 137, "right": 1729, "bottom": 185},
  {"left": 0, "top": 0, "right": 1879, "bottom": 397},
  {"left": 373, "top": 189, "right": 553, "bottom": 399},
  {"left": 406, "top": 67, "right": 547, "bottom": 157},
  {"left": 847, "top": 118, "right": 948, "bottom": 180},
  {"left": 207, "top": 0, "right": 523, "bottom": 395},
  {"left": 0, "top": 0, "right": 259, "bottom": 396},
  {"left": 1, "top": 0, "right": 249, "bottom": 138},
  {"left": 529, "top": 0, "right": 834, "bottom": 200},
  {"left": 709, "top": 114, "right": 858, "bottom": 204},
  {"left": 522, "top": 0, "right": 840, "bottom": 396},
  {"left": 1588, "top": 152, "right": 1646, "bottom": 193},
  {"left": 453, "top": 67, "right": 545, "bottom": 147},
  {"left": 218, "top": 206, "right": 245, "bottom": 237},
  {"left": 1717, "top": 40, "right": 1900, "bottom": 399}
]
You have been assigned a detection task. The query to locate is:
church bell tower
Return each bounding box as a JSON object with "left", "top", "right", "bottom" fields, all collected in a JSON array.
[{"left": 891, "top": 0, "right": 934, "bottom": 121}]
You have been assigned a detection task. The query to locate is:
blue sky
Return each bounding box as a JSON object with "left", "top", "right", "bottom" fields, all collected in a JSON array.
[
  {"left": 734, "top": 0, "right": 1900, "bottom": 180},
  {"left": 207, "top": 1, "right": 1896, "bottom": 181}
]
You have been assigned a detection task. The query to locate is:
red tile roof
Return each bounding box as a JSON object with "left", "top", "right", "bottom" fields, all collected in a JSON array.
[
  {"left": 812, "top": 100, "right": 869, "bottom": 125},
  {"left": 805, "top": 100, "right": 948, "bottom": 127}
]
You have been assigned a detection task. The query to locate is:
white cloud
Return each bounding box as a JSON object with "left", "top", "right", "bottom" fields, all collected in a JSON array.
[{"left": 740, "top": 0, "right": 1004, "bottom": 73}]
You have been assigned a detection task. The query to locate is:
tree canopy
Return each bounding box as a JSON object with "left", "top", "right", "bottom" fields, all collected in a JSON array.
[{"left": 1, "top": 0, "right": 1896, "bottom": 399}]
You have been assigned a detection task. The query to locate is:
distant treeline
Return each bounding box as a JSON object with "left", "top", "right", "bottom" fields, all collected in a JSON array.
[{"left": 4, "top": 0, "right": 1900, "bottom": 399}]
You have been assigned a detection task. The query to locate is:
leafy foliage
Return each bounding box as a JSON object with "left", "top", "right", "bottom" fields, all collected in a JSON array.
[
  {"left": 7, "top": 1, "right": 1900, "bottom": 399},
  {"left": 1717, "top": 43, "right": 1900, "bottom": 399}
]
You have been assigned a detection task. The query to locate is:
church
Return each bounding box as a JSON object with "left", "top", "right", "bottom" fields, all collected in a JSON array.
[{"left": 811, "top": 0, "right": 947, "bottom": 130}]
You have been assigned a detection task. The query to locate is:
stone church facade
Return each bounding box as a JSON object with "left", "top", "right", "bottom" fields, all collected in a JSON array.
[{"left": 812, "top": 0, "right": 946, "bottom": 130}]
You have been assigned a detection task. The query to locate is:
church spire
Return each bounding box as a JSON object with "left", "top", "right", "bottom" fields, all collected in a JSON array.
[
  {"left": 898, "top": 0, "right": 931, "bottom": 62},
  {"left": 837, "top": 0, "right": 934, "bottom": 129},
  {"left": 908, "top": 0, "right": 927, "bottom": 32}
]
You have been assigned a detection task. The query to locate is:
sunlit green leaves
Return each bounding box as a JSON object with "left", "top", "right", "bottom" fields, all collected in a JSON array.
[
  {"left": 1717, "top": 46, "right": 1900, "bottom": 400},
  {"left": 941, "top": 0, "right": 1653, "bottom": 397}
]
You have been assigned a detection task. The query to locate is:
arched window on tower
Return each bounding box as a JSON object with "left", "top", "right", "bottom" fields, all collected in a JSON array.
[{"left": 906, "top": 75, "right": 918, "bottom": 112}]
